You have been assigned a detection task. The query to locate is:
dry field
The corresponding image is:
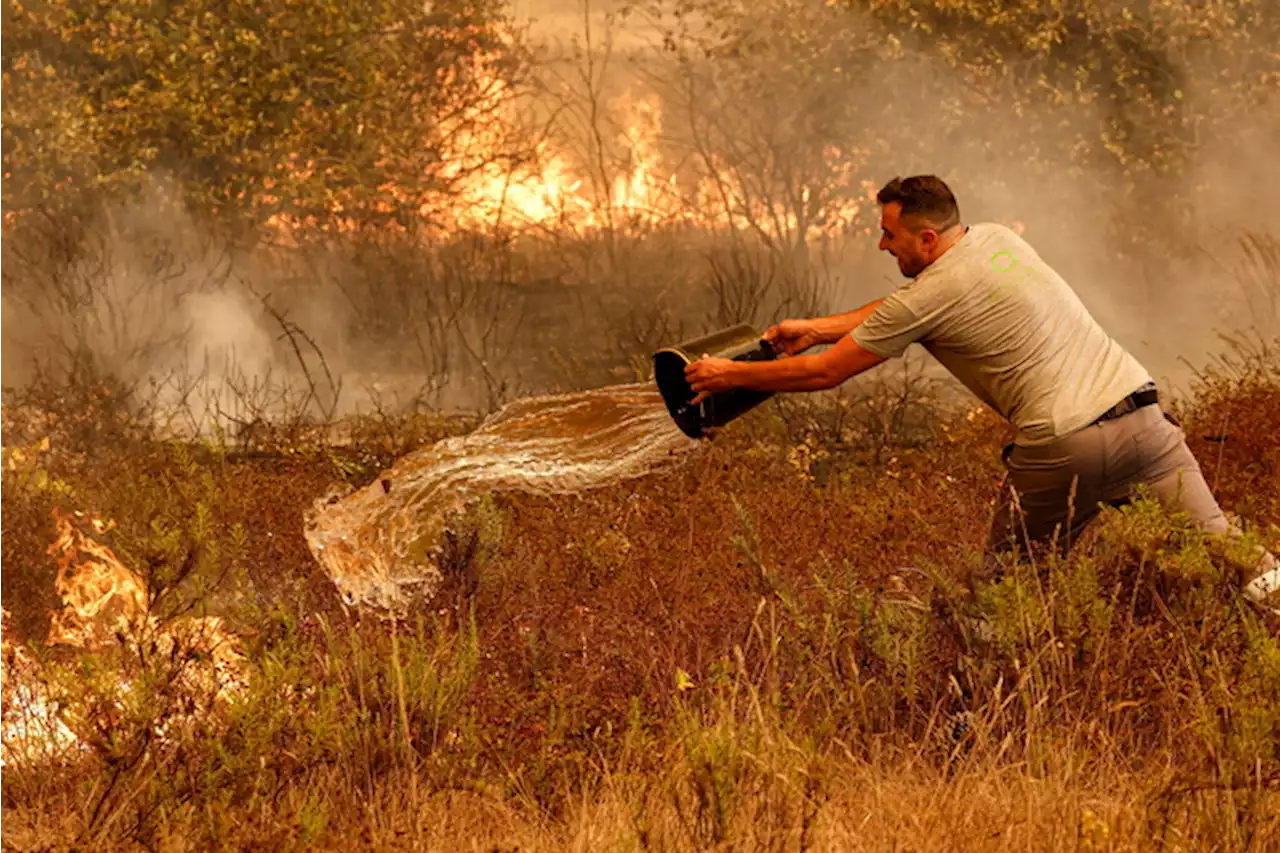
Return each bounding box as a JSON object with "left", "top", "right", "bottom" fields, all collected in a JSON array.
[{"left": 3, "top": 336, "right": 1278, "bottom": 852}]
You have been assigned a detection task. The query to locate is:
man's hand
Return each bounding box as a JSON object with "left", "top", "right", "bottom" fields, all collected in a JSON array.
[
  {"left": 763, "top": 319, "right": 823, "bottom": 356},
  {"left": 682, "top": 335, "right": 886, "bottom": 402},
  {"left": 684, "top": 355, "right": 738, "bottom": 405}
]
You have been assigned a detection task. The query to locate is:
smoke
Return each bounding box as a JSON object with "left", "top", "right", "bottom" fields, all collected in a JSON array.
[
  {"left": 590, "top": 0, "right": 1280, "bottom": 393},
  {"left": 0, "top": 183, "right": 346, "bottom": 431},
  {"left": 2, "top": 182, "right": 244, "bottom": 389},
  {"left": 776, "top": 9, "right": 1278, "bottom": 393},
  {"left": 4, "top": 0, "right": 1277, "bottom": 423},
  {"left": 1, "top": 178, "right": 547, "bottom": 432}
]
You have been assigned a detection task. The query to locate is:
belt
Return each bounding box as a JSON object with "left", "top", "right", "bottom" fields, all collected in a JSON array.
[{"left": 1092, "top": 381, "right": 1159, "bottom": 424}]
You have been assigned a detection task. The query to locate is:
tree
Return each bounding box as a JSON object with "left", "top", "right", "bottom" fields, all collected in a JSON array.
[
  {"left": 853, "top": 0, "right": 1278, "bottom": 182},
  {"left": 2, "top": 0, "right": 530, "bottom": 232},
  {"left": 641, "top": 0, "right": 1279, "bottom": 253}
]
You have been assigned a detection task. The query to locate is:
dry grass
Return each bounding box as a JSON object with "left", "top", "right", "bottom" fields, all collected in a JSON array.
[{"left": 2, "top": 337, "right": 1279, "bottom": 852}]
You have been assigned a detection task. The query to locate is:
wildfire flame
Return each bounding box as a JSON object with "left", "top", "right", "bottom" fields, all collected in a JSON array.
[
  {"left": 262, "top": 61, "right": 875, "bottom": 242},
  {"left": 47, "top": 511, "right": 146, "bottom": 648},
  {"left": 442, "top": 88, "right": 873, "bottom": 238},
  {"left": 2, "top": 511, "right": 244, "bottom": 766}
]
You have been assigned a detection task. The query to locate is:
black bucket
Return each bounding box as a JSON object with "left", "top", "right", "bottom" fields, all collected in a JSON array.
[{"left": 653, "top": 324, "right": 777, "bottom": 438}]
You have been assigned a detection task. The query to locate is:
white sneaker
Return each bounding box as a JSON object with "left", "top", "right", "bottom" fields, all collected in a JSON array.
[{"left": 1243, "top": 558, "right": 1280, "bottom": 615}]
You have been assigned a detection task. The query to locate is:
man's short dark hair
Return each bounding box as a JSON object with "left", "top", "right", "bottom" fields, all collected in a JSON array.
[{"left": 876, "top": 175, "right": 960, "bottom": 231}]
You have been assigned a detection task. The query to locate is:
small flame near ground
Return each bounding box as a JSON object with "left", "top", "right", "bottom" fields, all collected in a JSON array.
[
  {"left": 1, "top": 511, "right": 244, "bottom": 766},
  {"left": 46, "top": 512, "right": 143, "bottom": 649}
]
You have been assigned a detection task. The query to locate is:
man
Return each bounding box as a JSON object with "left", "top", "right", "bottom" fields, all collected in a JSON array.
[{"left": 684, "top": 174, "right": 1278, "bottom": 608}]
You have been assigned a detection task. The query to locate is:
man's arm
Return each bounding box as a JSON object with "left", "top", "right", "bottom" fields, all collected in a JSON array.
[
  {"left": 686, "top": 334, "right": 885, "bottom": 401},
  {"left": 809, "top": 300, "right": 885, "bottom": 344},
  {"left": 764, "top": 299, "right": 886, "bottom": 354}
]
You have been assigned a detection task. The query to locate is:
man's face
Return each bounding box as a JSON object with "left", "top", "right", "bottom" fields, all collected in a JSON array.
[{"left": 878, "top": 202, "right": 933, "bottom": 279}]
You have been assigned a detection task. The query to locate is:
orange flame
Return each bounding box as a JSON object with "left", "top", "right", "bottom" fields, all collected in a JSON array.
[
  {"left": 46, "top": 510, "right": 147, "bottom": 649},
  {"left": 3, "top": 514, "right": 245, "bottom": 766},
  {"left": 262, "top": 67, "right": 876, "bottom": 242},
  {"left": 44, "top": 510, "right": 243, "bottom": 694},
  {"left": 437, "top": 87, "right": 873, "bottom": 238}
]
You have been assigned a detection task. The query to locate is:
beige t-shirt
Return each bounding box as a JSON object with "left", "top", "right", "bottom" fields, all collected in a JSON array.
[{"left": 852, "top": 223, "right": 1151, "bottom": 446}]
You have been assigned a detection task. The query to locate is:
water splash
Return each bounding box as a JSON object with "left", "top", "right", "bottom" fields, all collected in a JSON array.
[{"left": 304, "top": 384, "right": 697, "bottom": 611}]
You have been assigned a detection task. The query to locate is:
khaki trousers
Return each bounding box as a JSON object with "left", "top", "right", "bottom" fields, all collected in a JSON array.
[{"left": 987, "top": 404, "right": 1276, "bottom": 580}]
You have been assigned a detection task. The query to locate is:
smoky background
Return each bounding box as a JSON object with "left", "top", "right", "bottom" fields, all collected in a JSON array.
[{"left": 3, "top": 0, "right": 1277, "bottom": 434}]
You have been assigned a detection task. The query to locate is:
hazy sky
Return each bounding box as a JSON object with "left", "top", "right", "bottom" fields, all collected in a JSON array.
[{"left": 510, "top": 0, "right": 663, "bottom": 50}]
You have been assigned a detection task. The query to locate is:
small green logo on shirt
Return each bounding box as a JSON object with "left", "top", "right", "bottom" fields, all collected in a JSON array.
[
  {"left": 990, "top": 251, "right": 1018, "bottom": 273},
  {"left": 988, "top": 250, "right": 1030, "bottom": 303}
]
